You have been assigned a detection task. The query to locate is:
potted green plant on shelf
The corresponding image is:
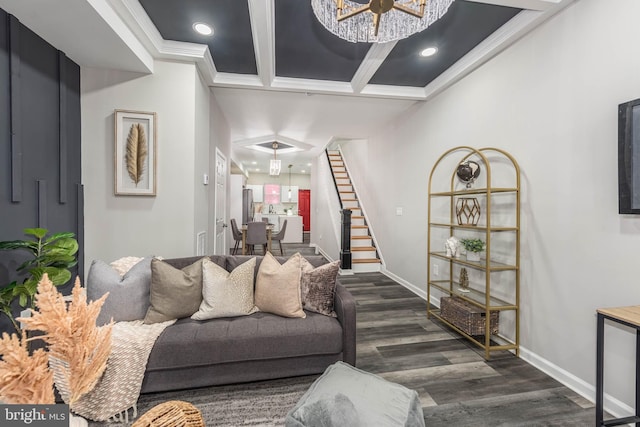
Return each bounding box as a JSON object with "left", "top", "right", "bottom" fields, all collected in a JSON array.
[
  {"left": 0, "top": 227, "right": 78, "bottom": 332},
  {"left": 459, "top": 238, "right": 485, "bottom": 262}
]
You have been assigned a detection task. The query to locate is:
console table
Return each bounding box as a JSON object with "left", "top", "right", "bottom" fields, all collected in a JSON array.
[{"left": 596, "top": 305, "right": 640, "bottom": 426}]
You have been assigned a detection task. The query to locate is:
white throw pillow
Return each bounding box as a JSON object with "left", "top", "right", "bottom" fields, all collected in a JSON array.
[{"left": 191, "top": 257, "right": 258, "bottom": 320}]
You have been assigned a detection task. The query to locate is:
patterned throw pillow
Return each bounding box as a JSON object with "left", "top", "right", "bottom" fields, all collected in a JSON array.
[
  {"left": 191, "top": 257, "right": 258, "bottom": 320},
  {"left": 255, "top": 252, "right": 305, "bottom": 318},
  {"left": 109, "top": 256, "right": 144, "bottom": 277},
  {"left": 301, "top": 259, "right": 340, "bottom": 317},
  {"left": 87, "top": 257, "right": 152, "bottom": 326},
  {"left": 144, "top": 258, "right": 204, "bottom": 324}
]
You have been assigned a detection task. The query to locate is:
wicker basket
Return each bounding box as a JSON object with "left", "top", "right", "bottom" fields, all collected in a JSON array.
[
  {"left": 132, "top": 401, "right": 204, "bottom": 427},
  {"left": 440, "top": 297, "right": 499, "bottom": 335}
]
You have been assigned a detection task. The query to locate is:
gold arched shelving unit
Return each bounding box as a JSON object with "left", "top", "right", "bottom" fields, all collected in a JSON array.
[{"left": 427, "top": 146, "right": 520, "bottom": 359}]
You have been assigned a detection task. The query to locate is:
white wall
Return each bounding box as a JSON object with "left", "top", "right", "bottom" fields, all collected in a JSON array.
[
  {"left": 311, "top": 155, "right": 341, "bottom": 261},
  {"left": 194, "top": 69, "right": 211, "bottom": 254},
  {"left": 209, "top": 91, "right": 232, "bottom": 254},
  {"left": 82, "top": 60, "right": 204, "bottom": 269},
  {"left": 352, "top": 0, "right": 640, "bottom": 415}
]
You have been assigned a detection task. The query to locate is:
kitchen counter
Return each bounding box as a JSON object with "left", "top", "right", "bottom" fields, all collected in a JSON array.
[{"left": 279, "top": 215, "right": 303, "bottom": 243}]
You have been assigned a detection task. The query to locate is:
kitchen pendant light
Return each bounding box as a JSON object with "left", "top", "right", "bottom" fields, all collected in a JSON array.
[{"left": 269, "top": 142, "right": 281, "bottom": 176}]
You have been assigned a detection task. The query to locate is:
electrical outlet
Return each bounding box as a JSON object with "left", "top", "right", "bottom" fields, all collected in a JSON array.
[{"left": 433, "top": 264, "right": 439, "bottom": 276}]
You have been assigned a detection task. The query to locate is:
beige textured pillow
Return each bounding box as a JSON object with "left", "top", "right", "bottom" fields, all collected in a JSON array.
[
  {"left": 255, "top": 252, "right": 305, "bottom": 318},
  {"left": 109, "top": 256, "right": 144, "bottom": 277},
  {"left": 144, "top": 258, "right": 204, "bottom": 324},
  {"left": 301, "top": 259, "right": 340, "bottom": 317},
  {"left": 192, "top": 257, "right": 258, "bottom": 320}
]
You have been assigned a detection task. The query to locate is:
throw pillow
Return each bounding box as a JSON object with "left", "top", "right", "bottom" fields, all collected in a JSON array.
[
  {"left": 109, "top": 256, "right": 144, "bottom": 277},
  {"left": 301, "top": 259, "right": 340, "bottom": 317},
  {"left": 87, "top": 257, "right": 152, "bottom": 326},
  {"left": 144, "top": 258, "right": 204, "bottom": 324},
  {"left": 255, "top": 252, "right": 305, "bottom": 318},
  {"left": 191, "top": 257, "right": 258, "bottom": 320}
]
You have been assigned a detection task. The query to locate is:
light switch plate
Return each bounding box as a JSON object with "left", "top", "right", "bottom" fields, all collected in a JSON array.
[
  {"left": 203, "top": 174, "right": 209, "bottom": 185},
  {"left": 396, "top": 207, "right": 403, "bottom": 216}
]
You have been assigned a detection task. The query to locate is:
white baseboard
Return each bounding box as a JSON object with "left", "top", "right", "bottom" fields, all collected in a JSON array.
[
  {"left": 519, "top": 346, "right": 633, "bottom": 422},
  {"left": 381, "top": 266, "right": 634, "bottom": 422}
]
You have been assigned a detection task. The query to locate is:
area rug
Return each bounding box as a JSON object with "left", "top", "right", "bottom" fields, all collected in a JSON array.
[{"left": 87, "top": 375, "right": 319, "bottom": 426}]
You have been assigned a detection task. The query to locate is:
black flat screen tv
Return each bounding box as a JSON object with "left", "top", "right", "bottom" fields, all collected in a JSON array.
[{"left": 618, "top": 97, "right": 640, "bottom": 214}]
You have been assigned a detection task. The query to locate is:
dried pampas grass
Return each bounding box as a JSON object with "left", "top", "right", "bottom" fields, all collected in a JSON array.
[
  {"left": 0, "top": 331, "right": 55, "bottom": 404},
  {"left": 18, "top": 274, "right": 113, "bottom": 404}
]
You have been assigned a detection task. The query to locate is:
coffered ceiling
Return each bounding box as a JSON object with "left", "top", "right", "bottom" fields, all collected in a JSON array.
[{"left": 0, "top": 0, "right": 574, "bottom": 174}]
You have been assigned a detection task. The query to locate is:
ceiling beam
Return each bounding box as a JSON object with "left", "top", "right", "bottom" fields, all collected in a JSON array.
[
  {"left": 463, "top": 0, "right": 559, "bottom": 11},
  {"left": 351, "top": 42, "right": 397, "bottom": 93},
  {"left": 248, "top": 0, "right": 275, "bottom": 88}
]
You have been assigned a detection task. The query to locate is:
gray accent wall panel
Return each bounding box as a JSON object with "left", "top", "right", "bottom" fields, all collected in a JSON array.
[
  {"left": 0, "top": 9, "right": 83, "bottom": 332},
  {"left": 9, "top": 14, "right": 21, "bottom": 202}
]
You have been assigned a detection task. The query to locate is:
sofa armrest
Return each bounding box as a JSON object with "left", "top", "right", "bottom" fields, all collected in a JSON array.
[{"left": 334, "top": 281, "right": 356, "bottom": 366}]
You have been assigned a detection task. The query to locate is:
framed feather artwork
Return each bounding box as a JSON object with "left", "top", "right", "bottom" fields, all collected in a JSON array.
[{"left": 114, "top": 110, "right": 157, "bottom": 196}]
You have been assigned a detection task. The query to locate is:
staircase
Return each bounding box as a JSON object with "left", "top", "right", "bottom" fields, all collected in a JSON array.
[{"left": 327, "top": 150, "right": 381, "bottom": 273}]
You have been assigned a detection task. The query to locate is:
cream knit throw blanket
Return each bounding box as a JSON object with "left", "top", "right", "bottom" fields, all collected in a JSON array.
[{"left": 50, "top": 319, "right": 175, "bottom": 422}]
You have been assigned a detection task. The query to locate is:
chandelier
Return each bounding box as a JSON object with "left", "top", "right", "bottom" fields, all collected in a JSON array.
[
  {"left": 311, "top": 0, "right": 455, "bottom": 44},
  {"left": 269, "top": 142, "right": 281, "bottom": 176}
]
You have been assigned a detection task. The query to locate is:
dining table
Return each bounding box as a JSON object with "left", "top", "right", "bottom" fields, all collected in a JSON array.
[{"left": 240, "top": 223, "right": 274, "bottom": 255}]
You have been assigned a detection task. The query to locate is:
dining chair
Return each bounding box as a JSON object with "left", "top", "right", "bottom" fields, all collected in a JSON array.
[
  {"left": 245, "top": 221, "right": 268, "bottom": 255},
  {"left": 271, "top": 219, "right": 287, "bottom": 256},
  {"left": 230, "top": 218, "right": 243, "bottom": 255}
]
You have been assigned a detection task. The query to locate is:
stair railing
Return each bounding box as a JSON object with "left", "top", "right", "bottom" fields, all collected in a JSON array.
[{"left": 325, "top": 149, "right": 352, "bottom": 269}]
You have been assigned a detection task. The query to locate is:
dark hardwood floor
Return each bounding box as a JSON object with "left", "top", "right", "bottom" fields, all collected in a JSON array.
[
  {"left": 337, "top": 271, "right": 596, "bottom": 426},
  {"left": 239, "top": 238, "right": 598, "bottom": 425}
]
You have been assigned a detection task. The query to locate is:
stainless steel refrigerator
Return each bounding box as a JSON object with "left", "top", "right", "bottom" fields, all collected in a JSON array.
[{"left": 242, "top": 188, "right": 254, "bottom": 224}]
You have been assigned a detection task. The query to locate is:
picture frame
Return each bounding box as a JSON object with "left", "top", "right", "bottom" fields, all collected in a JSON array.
[
  {"left": 618, "top": 98, "right": 640, "bottom": 213},
  {"left": 114, "top": 110, "right": 157, "bottom": 196}
]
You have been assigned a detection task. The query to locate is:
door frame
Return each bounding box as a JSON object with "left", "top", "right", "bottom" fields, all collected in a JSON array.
[{"left": 213, "top": 148, "right": 227, "bottom": 255}]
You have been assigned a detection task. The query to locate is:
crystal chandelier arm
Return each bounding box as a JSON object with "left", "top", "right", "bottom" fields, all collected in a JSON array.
[
  {"left": 372, "top": 13, "right": 381, "bottom": 36},
  {"left": 336, "top": 2, "right": 371, "bottom": 21},
  {"left": 393, "top": 0, "right": 426, "bottom": 19}
]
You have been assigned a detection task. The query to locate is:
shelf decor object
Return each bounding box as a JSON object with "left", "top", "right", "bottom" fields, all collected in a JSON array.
[
  {"left": 427, "top": 146, "right": 520, "bottom": 359},
  {"left": 455, "top": 197, "right": 481, "bottom": 226},
  {"left": 440, "top": 297, "right": 499, "bottom": 336}
]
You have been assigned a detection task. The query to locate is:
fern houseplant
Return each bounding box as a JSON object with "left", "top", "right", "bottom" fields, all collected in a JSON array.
[{"left": 0, "top": 228, "right": 78, "bottom": 332}]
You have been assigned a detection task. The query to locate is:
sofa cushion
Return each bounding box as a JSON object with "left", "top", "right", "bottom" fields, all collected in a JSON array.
[
  {"left": 146, "top": 311, "right": 343, "bottom": 371},
  {"left": 255, "top": 252, "right": 305, "bottom": 318},
  {"left": 87, "top": 257, "right": 152, "bottom": 326},
  {"left": 301, "top": 259, "right": 340, "bottom": 317},
  {"left": 192, "top": 257, "right": 258, "bottom": 320},
  {"left": 144, "top": 258, "right": 204, "bottom": 324}
]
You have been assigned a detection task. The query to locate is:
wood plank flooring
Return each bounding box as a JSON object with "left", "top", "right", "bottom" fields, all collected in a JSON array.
[
  {"left": 267, "top": 238, "right": 598, "bottom": 425},
  {"left": 337, "top": 272, "right": 596, "bottom": 426}
]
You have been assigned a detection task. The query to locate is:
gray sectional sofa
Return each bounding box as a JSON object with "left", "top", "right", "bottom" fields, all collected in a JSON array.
[{"left": 138, "top": 255, "right": 356, "bottom": 393}]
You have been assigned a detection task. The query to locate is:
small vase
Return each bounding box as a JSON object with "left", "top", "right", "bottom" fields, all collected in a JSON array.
[{"left": 466, "top": 251, "right": 481, "bottom": 262}]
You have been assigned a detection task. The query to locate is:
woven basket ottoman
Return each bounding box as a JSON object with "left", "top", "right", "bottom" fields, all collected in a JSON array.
[
  {"left": 285, "top": 362, "right": 425, "bottom": 427},
  {"left": 132, "top": 400, "right": 203, "bottom": 427}
]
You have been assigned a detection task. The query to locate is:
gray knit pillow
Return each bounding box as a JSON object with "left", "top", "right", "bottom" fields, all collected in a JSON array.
[
  {"left": 300, "top": 259, "right": 340, "bottom": 317},
  {"left": 87, "top": 257, "right": 152, "bottom": 326}
]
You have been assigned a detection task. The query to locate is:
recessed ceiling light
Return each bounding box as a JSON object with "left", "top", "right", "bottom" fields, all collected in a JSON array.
[
  {"left": 420, "top": 47, "right": 438, "bottom": 57},
  {"left": 193, "top": 22, "right": 213, "bottom": 36},
  {"left": 301, "top": 170, "right": 306, "bottom": 173},
  {"left": 251, "top": 161, "right": 257, "bottom": 165},
  {"left": 307, "top": 163, "right": 312, "bottom": 167},
  {"left": 255, "top": 168, "right": 260, "bottom": 172}
]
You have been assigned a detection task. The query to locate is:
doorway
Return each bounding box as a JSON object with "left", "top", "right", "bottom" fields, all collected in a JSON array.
[
  {"left": 214, "top": 149, "right": 227, "bottom": 254},
  {"left": 298, "top": 189, "right": 311, "bottom": 232}
]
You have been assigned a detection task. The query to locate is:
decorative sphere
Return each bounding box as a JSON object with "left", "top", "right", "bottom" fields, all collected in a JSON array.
[{"left": 456, "top": 160, "right": 481, "bottom": 184}]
